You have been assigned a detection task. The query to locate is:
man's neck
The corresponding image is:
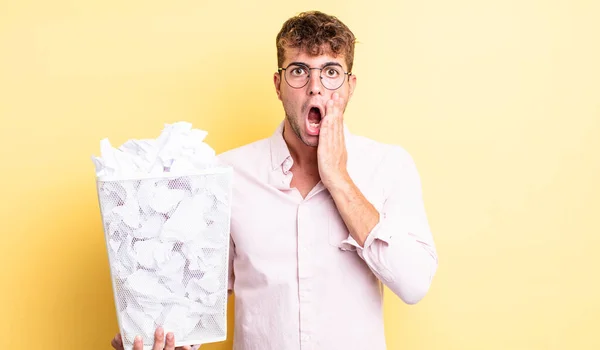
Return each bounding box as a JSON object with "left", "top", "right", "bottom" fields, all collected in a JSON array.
[{"left": 282, "top": 123, "right": 318, "bottom": 170}]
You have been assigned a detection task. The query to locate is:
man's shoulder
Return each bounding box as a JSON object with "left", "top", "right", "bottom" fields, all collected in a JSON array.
[
  {"left": 216, "top": 137, "right": 270, "bottom": 167},
  {"left": 349, "top": 133, "right": 414, "bottom": 165}
]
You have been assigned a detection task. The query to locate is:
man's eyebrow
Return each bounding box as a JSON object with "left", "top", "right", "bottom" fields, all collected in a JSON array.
[
  {"left": 287, "top": 61, "right": 309, "bottom": 67},
  {"left": 321, "top": 61, "right": 343, "bottom": 68},
  {"left": 287, "top": 61, "right": 343, "bottom": 68}
]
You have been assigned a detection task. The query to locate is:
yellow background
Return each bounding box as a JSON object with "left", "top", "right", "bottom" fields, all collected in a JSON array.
[{"left": 1, "top": 0, "right": 598, "bottom": 349}]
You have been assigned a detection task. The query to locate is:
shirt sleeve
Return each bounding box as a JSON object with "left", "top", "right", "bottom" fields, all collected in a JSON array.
[{"left": 340, "top": 146, "right": 439, "bottom": 304}]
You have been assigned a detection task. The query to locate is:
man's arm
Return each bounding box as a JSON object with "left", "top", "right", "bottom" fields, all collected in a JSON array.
[
  {"left": 228, "top": 235, "right": 235, "bottom": 296},
  {"left": 327, "top": 147, "right": 438, "bottom": 305},
  {"left": 318, "top": 93, "right": 438, "bottom": 304},
  {"left": 325, "top": 174, "right": 378, "bottom": 247}
]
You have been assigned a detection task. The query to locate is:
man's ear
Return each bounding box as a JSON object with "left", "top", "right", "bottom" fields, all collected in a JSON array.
[
  {"left": 348, "top": 73, "right": 357, "bottom": 99},
  {"left": 274, "top": 72, "right": 282, "bottom": 101}
]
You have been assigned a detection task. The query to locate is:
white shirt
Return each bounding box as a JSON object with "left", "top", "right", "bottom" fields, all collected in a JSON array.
[{"left": 216, "top": 122, "right": 438, "bottom": 350}]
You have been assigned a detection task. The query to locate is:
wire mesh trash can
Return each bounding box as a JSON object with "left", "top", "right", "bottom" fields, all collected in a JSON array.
[{"left": 95, "top": 166, "right": 233, "bottom": 350}]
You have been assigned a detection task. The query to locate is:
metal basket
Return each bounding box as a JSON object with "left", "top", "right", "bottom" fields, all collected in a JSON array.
[{"left": 95, "top": 166, "right": 232, "bottom": 349}]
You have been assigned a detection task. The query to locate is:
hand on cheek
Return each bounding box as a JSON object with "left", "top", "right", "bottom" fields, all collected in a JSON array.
[{"left": 318, "top": 93, "right": 349, "bottom": 189}]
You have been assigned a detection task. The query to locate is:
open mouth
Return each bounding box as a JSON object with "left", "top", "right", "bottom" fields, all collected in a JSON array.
[{"left": 306, "top": 106, "right": 322, "bottom": 135}]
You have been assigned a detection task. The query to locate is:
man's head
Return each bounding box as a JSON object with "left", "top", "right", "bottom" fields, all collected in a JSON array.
[
  {"left": 276, "top": 11, "right": 356, "bottom": 73},
  {"left": 274, "top": 11, "right": 357, "bottom": 148}
]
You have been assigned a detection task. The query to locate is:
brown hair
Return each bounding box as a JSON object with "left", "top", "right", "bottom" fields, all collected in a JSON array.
[{"left": 276, "top": 11, "right": 356, "bottom": 72}]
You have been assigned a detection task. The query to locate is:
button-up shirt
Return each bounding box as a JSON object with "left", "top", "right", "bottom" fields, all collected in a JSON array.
[{"left": 216, "top": 122, "right": 438, "bottom": 350}]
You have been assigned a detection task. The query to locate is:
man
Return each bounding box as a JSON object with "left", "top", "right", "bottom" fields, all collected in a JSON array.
[{"left": 111, "top": 10, "right": 438, "bottom": 350}]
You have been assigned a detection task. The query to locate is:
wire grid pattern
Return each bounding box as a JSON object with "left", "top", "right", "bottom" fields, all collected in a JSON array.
[{"left": 96, "top": 169, "right": 232, "bottom": 349}]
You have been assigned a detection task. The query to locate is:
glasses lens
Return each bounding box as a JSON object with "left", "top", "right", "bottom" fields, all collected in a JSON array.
[
  {"left": 284, "top": 64, "right": 309, "bottom": 88},
  {"left": 321, "top": 65, "right": 345, "bottom": 90}
]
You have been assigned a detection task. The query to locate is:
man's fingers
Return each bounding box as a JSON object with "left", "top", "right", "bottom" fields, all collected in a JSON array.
[
  {"left": 332, "top": 93, "right": 343, "bottom": 119},
  {"left": 325, "top": 99, "right": 334, "bottom": 117},
  {"left": 133, "top": 335, "right": 144, "bottom": 350},
  {"left": 111, "top": 333, "right": 123, "bottom": 350},
  {"left": 151, "top": 327, "right": 165, "bottom": 350},
  {"left": 164, "top": 332, "right": 176, "bottom": 350},
  {"left": 124, "top": 328, "right": 185, "bottom": 350},
  {"left": 324, "top": 93, "right": 344, "bottom": 122}
]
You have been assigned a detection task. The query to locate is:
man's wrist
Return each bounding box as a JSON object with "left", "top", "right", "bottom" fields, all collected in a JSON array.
[{"left": 323, "top": 170, "right": 352, "bottom": 194}]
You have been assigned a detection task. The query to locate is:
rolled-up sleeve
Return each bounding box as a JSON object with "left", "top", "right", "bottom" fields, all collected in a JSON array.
[{"left": 341, "top": 146, "right": 438, "bottom": 304}]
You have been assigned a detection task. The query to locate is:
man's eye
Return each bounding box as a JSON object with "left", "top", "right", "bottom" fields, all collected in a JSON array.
[
  {"left": 291, "top": 68, "right": 306, "bottom": 76},
  {"left": 325, "top": 68, "right": 340, "bottom": 77}
]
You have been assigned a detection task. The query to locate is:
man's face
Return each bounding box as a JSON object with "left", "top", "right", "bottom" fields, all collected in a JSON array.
[{"left": 274, "top": 46, "right": 356, "bottom": 147}]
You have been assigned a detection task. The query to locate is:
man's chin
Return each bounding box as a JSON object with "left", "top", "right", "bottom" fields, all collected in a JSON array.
[
  {"left": 301, "top": 138, "right": 319, "bottom": 148},
  {"left": 299, "top": 132, "right": 319, "bottom": 147}
]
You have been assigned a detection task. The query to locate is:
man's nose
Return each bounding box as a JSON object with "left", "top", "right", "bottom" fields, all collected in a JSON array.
[{"left": 306, "top": 70, "right": 322, "bottom": 96}]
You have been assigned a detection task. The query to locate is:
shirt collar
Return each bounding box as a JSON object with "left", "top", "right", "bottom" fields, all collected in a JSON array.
[{"left": 270, "top": 121, "right": 291, "bottom": 171}]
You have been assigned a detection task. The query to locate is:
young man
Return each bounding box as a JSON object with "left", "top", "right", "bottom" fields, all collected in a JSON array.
[{"left": 111, "top": 10, "right": 438, "bottom": 350}]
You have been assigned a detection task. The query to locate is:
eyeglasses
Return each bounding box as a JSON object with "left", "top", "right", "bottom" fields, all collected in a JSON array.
[{"left": 278, "top": 63, "right": 352, "bottom": 90}]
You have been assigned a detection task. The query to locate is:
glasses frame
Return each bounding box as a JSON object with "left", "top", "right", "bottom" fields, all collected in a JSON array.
[{"left": 278, "top": 63, "right": 352, "bottom": 90}]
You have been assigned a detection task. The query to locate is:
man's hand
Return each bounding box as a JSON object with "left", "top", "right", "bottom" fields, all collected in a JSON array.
[
  {"left": 111, "top": 327, "right": 200, "bottom": 350},
  {"left": 318, "top": 92, "right": 350, "bottom": 190},
  {"left": 317, "top": 92, "right": 379, "bottom": 247}
]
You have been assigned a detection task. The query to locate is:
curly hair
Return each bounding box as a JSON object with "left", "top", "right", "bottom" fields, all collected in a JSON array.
[{"left": 276, "top": 11, "right": 356, "bottom": 72}]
